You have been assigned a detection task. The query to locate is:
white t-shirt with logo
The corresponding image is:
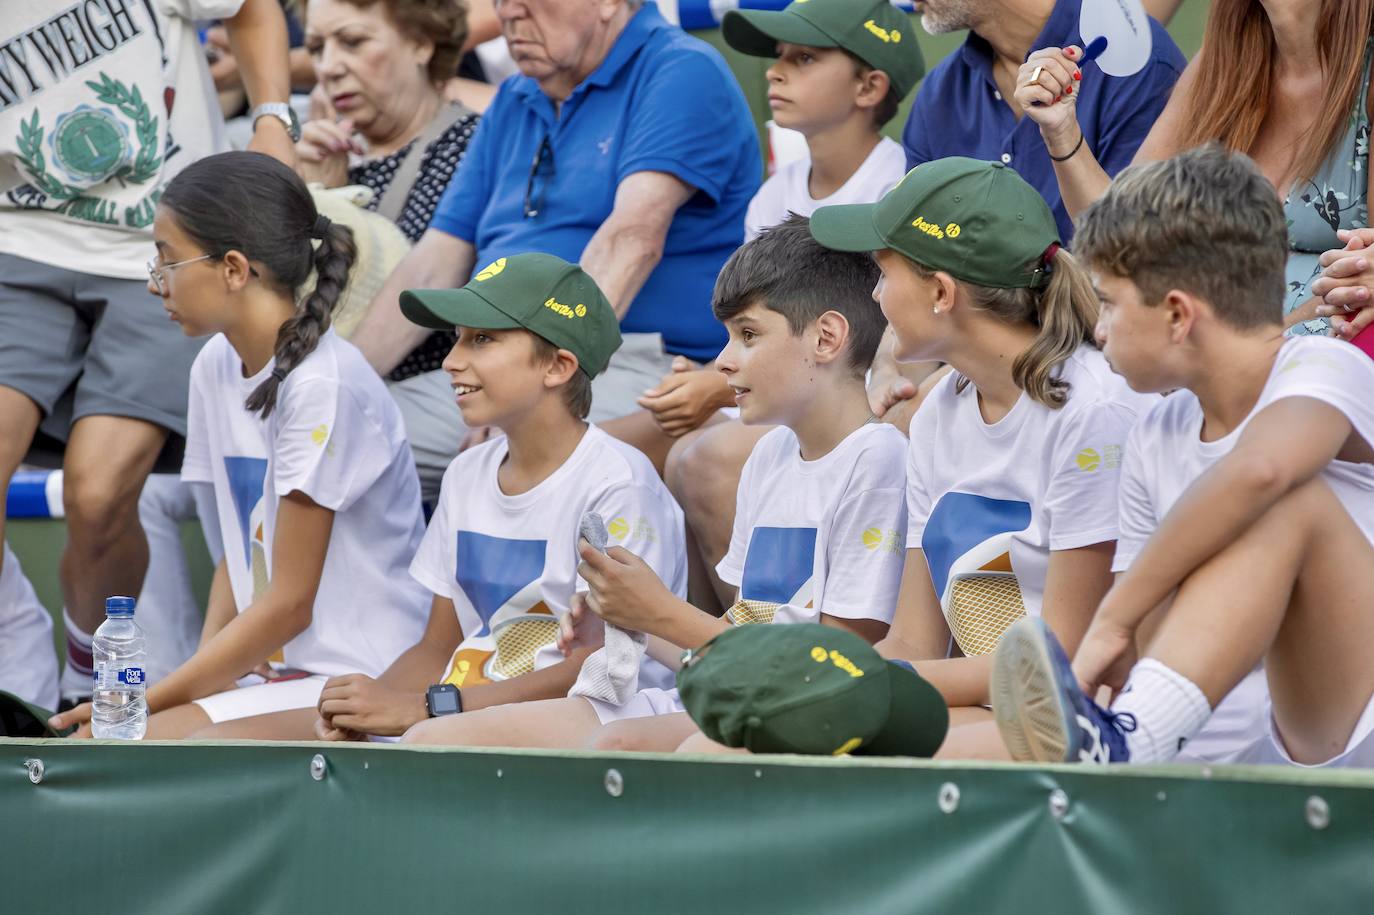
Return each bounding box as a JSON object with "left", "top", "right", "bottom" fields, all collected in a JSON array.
[
  {"left": 716, "top": 422, "right": 908, "bottom": 625},
  {"left": 744, "top": 137, "right": 907, "bottom": 241},
  {"left": 182, "top": 331, "right": 429, "bottom": 678},
  {"left": 907, "top": 345, "right": 1157, "bottom": 620},
  {"left": 1, "top": 1, "right": 234, "bottom": 279},
  {"left": 409, "top": 424, "right": 687, "bottom": 691},
  {"left": 1115, "top": 335, "right": 1374, "bottom": 763}
]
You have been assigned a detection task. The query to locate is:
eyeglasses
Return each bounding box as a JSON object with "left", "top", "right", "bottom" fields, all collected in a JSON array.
[
  {"left": 147, "top": 254, "right": 213, "bottom": 295},
  {"left": 523, "top": 135, "right": 555, "bottom": 219}
]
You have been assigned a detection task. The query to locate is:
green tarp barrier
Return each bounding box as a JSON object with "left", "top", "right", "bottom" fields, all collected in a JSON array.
[{"left": 3, "top": 739, "right": 1370, "bottom": 913}]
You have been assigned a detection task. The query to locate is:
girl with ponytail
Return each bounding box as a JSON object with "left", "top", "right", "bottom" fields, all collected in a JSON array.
[
  {"left": 810, "top": 158, "right": 1156, "bottom": 753},
  {"left": 57, "top": 151, "right": 430, "bottom": 738}
]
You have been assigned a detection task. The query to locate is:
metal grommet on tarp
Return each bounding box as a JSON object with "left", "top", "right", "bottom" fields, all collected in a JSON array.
[
  {"left": 938, "top": 782, "right": 960, "bottom": 814},
  {"left": 1048, "top": 788, "right": 1070, "bottom": 820},
  {"left": 604, "top": 768, "right": 624, "bottom": 798},
  {"left": 24, "top": 758, "right": 43, "bottom": 785},
  {"left": 1306, "top": 796, "right": 1330, "bottom": 831},
  {"left": 310, "top": 754, "right": 327, "bottom": 782}
]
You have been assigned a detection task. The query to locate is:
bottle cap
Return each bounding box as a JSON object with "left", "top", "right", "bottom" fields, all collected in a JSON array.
[{"left": 105, "top": 596, "right": 136, "bottom": 617}]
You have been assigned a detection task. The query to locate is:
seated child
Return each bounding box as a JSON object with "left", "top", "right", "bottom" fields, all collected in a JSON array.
[
  {"left": 250, "top": 253, "right": 687, "bottom": 742},
  {"left": 403, "top": 215, "right": 908, "bottom": 751},
  {"left": 808, "top": 158, "right": 1157, "bottom": 754},
  {"left": 992, "top": 144, "right": 1374, "bottom": 769},
  {"left": 51, "top": 151, "right": 430, "bottom": 737}
]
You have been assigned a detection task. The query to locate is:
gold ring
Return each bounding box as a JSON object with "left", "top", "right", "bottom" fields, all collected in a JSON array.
[{"left": 1031, "top": 65, "right": 1045, "bottom": 85}]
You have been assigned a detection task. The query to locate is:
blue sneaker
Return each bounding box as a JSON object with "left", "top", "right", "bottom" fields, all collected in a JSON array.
[{"left": 990, "top": 617, "right": 1135, "bottom": 764}]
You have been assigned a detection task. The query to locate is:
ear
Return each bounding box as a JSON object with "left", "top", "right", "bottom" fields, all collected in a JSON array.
[
  {"left": 220, "top": 250, "right": 254, "bottom": 293},
  {"left": 931, "top": 270, "right": 960, "bottom": 315},
  {"left": 414, "top": 37, "right": 435, "bottom": 70},
  {"left": 1162, "top": 289, "right": 1199, "bottom": 344},
  {"left": 855, "top": 67, "right": 891, "bottom": 112},
  {"left": 812, "top": 310, "right": 852, "bottom": 367},
  {"left": 542, "top": 347, "right": 582, "bottom": 390},
  {"left": 598, "top": 0, "right": 626, "bottom": 23}
]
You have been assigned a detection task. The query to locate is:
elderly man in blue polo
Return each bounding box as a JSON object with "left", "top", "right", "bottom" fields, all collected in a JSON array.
[{"left": 353, "top": 0, "right": 760, "bottom": 470}]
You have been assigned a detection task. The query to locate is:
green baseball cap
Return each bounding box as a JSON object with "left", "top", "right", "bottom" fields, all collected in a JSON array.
[
  {"left": 810, "top": 157, "right": 1062, "bottom": 289},
  {"left": 399, "top": 253, "right": 622, "bottom": 379},
  {"left": 677, "top": 623, "right": 948, "bottom": 757},
  {"left": 722, "top": 0, "right": 926, "bottom": 99}
]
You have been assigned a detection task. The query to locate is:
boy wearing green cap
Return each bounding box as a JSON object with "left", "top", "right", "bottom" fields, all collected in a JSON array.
[
  {"left": 808, "top": 157, "right": 1155, "bottom": 755},
  {"left": 228, "top": 254, "right": 690, "bottom": 741},
  {"left": 722, "top": 0, "right": 925, "bottom": 240}
]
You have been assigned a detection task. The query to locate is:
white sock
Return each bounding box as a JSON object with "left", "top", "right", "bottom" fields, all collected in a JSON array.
[
  {"left": 1110, "top": 658, "right": 1212, "bottom": 763},
  {"left": 61, "top": 608, "right": 95, "bottom": 701}
]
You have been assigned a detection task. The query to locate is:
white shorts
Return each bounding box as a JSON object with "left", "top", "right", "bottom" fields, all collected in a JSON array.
[
  {"left": 586, "top": 686, "right": 684, "bottom": 725},
  {"left": 1235, "top": 688, "right": 1374, "bottom": 769},
  {"left": 192, "top": 674, "right": 328, "bottom": 724},
  {"left": 1176, "top": 666, "right": 1271, "bottom": 764}
]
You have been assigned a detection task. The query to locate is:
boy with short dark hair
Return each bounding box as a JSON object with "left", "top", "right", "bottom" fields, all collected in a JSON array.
[
  {"left": 991, "top": 144, "right": 1374, "bottom": 769},
  {"left": 403, "top": 216, "right": 910, "bottom": 752}
]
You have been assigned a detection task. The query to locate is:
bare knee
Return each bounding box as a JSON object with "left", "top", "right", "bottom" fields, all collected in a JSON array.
[
  {"left": 586, "top": 720, "right": 655, "bottom": 753},
  {"left": 63, "top": 469, "right": 144, "bottom": 549}
]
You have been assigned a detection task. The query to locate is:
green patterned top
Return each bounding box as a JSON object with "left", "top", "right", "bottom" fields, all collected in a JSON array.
[{"left": 1285, "top": 39, "right": 1372, "bottom": 336}]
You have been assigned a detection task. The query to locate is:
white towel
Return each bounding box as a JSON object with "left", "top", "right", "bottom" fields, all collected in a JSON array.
[{"left": 568, "top": 512, "right": 647, "bottom": 705}]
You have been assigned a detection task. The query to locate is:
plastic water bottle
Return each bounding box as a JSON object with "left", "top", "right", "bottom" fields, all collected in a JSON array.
[{"left": 92, "top": 596, "right": 147, "bottom": 740}]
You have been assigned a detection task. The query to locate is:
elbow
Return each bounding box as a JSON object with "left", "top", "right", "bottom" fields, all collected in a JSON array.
[
  {"left": 1229, "top": 452, "right": 1293, "bottom": 502},
  {"left": 278, "top": 598, "right": 314, "bottom": 639}
]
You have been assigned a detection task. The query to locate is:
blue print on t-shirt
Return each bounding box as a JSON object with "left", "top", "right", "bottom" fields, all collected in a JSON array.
[
  {"left": 224, "top": 456, "right": 268, "bottom": 566},
  {"left": 922, "top": 492, "right": 1032, "bottom": 596},
  {"left": 455, "top": 532, "right": 547, "bottom": 637},
  {"left": 740, "top": 526, "right": 817, "bottom": 605}
]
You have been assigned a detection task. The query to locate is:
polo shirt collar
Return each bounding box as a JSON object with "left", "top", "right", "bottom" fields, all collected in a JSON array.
[{"left": 960, "top": 0, "right": 1079, "bottom": 72}]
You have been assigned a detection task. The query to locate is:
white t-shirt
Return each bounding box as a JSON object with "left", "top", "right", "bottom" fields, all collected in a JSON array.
[
  {"left": 0, "top": 1, "right": 234, "bottom": 279},
  {"left": 907, "top": 346, "right": 1157, "bottom": 619},
  {"left": 410, "top": 424, "right": 687, "bottom": 690},
  {"left": 182, "top": 331, "right": 429, "bottom": 678},
  {"left": 744, "top": 137, "right": 907, "bottom": 241},
  {"left": 1114, "top": 335, "right": 1374, "bottom": 763},
  {"left": 716, "top": 422, "right": 908, "bottom": 625}
]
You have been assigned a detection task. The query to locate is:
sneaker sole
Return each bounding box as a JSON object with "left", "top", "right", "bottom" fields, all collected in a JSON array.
[{"left": 991, "top": 618, "right": 1073, "bottom": 763}]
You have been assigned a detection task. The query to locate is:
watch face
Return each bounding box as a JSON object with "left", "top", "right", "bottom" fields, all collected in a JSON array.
[{"left": 429, "top": 687, "right": 460, "bottom": 716}]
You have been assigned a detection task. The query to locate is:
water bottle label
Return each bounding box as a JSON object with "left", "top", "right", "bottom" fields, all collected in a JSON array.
[{"left": 94, "top": 667, "right": 145, "bottom": 689}]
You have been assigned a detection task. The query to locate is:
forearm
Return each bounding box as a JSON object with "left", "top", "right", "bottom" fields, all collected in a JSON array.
[
  {"left": 289, "top": 48, "right": 316, "bottom": 93},
  {"left": 637, "top": 594, "right": 730, "bottom": 651},
  {"left": 454, "top": 649, "right": 594, "bottom": 711},
  {"left": 152, "top": 595, "right": 311, "bottom": 710},
  {"left": 581, "top": 227, "right": 664, "bottom": 321},
  {"left": 198, "top": 560, "right": 237, "bottom": 650},
  {"left": 223, "top": 0, "right": 290, "bottom": 109},
  {"left": 1044, "top": 127, "right": 1112, "bottom": 222},
  {"left": 376, "top": 640, "right": 456, "bottom": 693},
  {"left": 646, "top": 634, "right": 684, "bottom": 671},
  {"left": 1284, "top": 296, "right": 1321, "bottom": 328}
]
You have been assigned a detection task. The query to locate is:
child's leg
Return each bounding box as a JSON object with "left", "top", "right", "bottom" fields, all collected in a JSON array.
[
  {"left": 675, "top": 730, "right": 746, "bottom": 754},
  {"left": 586, "top": 711, "right": 701, "bottom": 753},
  {"left": 1139, "top": 477, "right": 1374, "bottom": 764},
  {"left": 401, "top": 695, "right": 602, "bottom": 748},
  {"left": 187, "top": 707, "right": 321, "bottom": 740},
  {"left": 935, "top": 719, "right": 1012, "bottom": 761}
]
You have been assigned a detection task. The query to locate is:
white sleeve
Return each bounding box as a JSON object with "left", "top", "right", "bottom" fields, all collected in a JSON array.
[
  {"left": 271, "top": 378, "right": 394, "bottom": 511},
  {"left": 408, "top": 492, "right": 454, "bottom": 599},
  {"left": 904, "top": 405, "right": 936, "bottom": 549},
  {"left": 1043, "top": 400, "right": 1140, "bottom": 550},
  {"left": 180, "top": 359, "right": 213, "bottom": 485},
  {"left": 591, "top": 484, "right": 688, "bottom": 598},
  {"left": 167, "top": 1, "right": 245, "bottom": 19},
  {"left": 1111, "top": 422, "right": 1157, "bottom": 573},
  {"left": 816, "top": 486, "right": 908, "bottom": 623},
  {"left": 715, "top": 448, "right": 761, "bottom": 588},
  {"left": 1266, "top": 339, "right": 1374, "bottom": 448}
]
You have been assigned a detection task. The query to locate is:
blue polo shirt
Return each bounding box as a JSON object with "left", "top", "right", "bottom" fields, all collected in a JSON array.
[
  {"left": 431, "top": 3, "right": 760, "bottom": 362},
  {"left": 901, "top": 0, "right": 1185, "bottom": 241}
]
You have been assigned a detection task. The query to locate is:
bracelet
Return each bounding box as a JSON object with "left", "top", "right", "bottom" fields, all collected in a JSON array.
[{"left": 1048, "top": 131, "right": 1085, "bottom": 162}]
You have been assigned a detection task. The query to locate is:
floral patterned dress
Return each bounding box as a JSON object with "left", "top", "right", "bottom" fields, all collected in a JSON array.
[{"left": 1285, "top": 40, "right": 1372, "bottom": 336}]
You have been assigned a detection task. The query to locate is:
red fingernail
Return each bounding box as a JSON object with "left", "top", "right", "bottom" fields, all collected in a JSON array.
[
  {"left": 1065, "top": 48, "right": 1076, "bottom": 58},
  {"left": 1065, "top": 85, "right": 1073, "bottom": 95},
  {"left": 1074, "top": 71, "right": 1082, "bottom": 81}
]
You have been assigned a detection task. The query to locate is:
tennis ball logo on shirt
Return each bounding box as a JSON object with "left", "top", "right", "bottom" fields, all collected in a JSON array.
[
  {"left": 863, "top": 20, "right": 901, "bottom": 43},
  {"left": 862, "top": 527, "right": 902, "bottom": 554},
  {"left": 311, "top": 424, "right": 329, "bottom": 446},
  {"left": 607, "top": 516, "right": 658, "bottom": 545},
  {"left": 1075, "top": 445, "right": 1123, "bottom": 472},
  {"left": 607, "top": 517, "right": 630, "bottom": 541},
  {"left": 475, "top": 258, "right": 507, "bottom": 282}
]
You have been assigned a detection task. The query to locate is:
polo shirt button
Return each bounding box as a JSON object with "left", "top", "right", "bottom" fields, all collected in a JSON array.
[
  {"left": 1001, "top": 153, "right": 1012, "bottom": 164},
  {"left": 994, "top": 90, "right": 1003, "bottom": 100}
]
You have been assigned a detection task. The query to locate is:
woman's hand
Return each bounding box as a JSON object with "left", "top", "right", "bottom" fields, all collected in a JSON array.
[
  {"left": 1314, "top": 229, "right": 1374, "bottom": 339},
  {"left": 637, "top": 358, "right": 732, "bottom": 438},
  {"left": 295, "top": 118, "right": 361, "bottom": 188},
  {"left": 1015, "top": 46, "right": 1085, "bottom": 153}
]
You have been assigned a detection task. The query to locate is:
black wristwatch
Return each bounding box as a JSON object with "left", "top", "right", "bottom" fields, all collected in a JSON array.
[{"left": 425, "top": 683, "right": 463, "bottom": 717}]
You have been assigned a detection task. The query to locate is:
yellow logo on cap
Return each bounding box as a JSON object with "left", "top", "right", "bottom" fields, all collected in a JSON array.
[
  {"left": 911, "top": 215, "right": 959, "bottom": 240},
  {"left": 475, "top": 259, "right": 507, "bottom": 282},
  {"left": 811, "top": 646, "right": 828, "bottom": 662},
  {"left": 946, "top": 223, "right": 962, "bottom": 238},
  {"left": 832, "top": 737, "right": 864, "bottom": 756},
  {"left": 811, "top": 646, "right": 865, "bottom": 678},
  {"left": 864, "top": 20, "right": 901, "bottom": 43},
  {"left": 544, "top": 297, "right": 584, "bottom": 319}
]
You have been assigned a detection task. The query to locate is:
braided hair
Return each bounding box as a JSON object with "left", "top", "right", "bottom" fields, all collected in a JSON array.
[{"left": 160, "top": 151, "right": 357, "bottom": 418}]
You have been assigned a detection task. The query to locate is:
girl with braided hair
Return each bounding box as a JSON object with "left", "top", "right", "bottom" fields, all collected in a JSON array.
[{"left": 52, "top": 151, "right": 430, "bottom": 738}]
